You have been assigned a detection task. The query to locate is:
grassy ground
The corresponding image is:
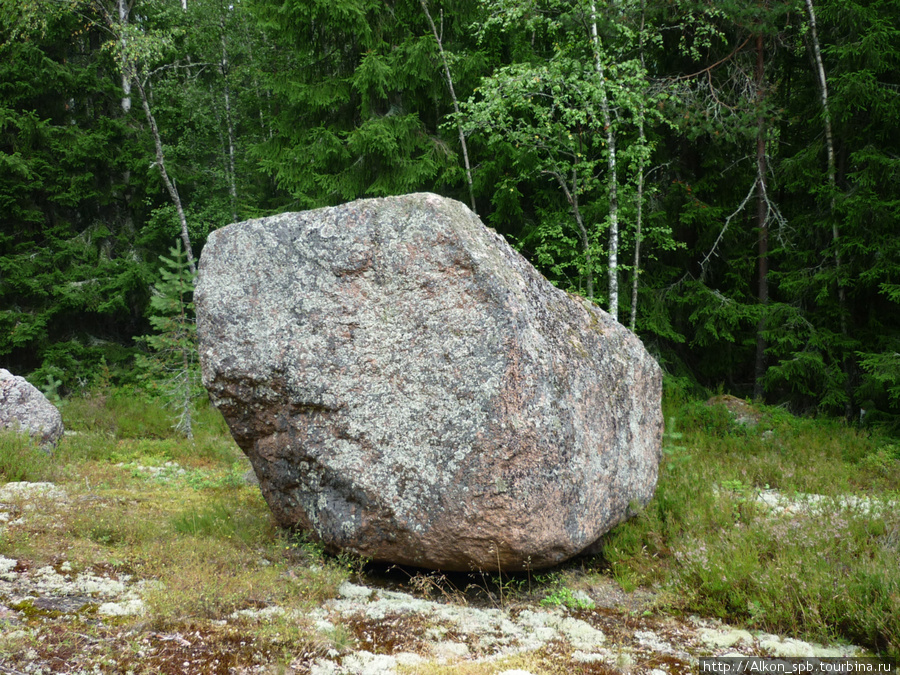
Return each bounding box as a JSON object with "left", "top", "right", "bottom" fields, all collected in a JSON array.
[
  {"left": 601, "top": 392, "right": 900, "bottom": 657},
  {"left": 1, "top": 386, "right": 898, "bottom": 671},
  {"left": 0, "top": 392, "right": 350, "bottom": 671}
]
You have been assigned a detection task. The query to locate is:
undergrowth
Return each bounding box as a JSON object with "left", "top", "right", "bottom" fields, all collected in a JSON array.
[
  {"left": 0, "top": 389, "right": 349, "bottom": 637},
  {"left": 601, "top": 392, "right": 900, "bottom": 657},
  {"left": 0, "top": 430, "right": 56, "bottom": 482}
]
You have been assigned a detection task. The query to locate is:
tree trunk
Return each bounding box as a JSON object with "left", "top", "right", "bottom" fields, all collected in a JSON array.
[
  {"left": 134, "top": 74, "right": 197, "bottom": 275},
  {"left": 420, "top": 0, "right": 477, "bottom": 214},
  {"left": 179, "top": 338, "right": 194, "bottom": 439},
  {"left": 630, "top": 115, "right": 645, "bottom": 332},
  {"left": 220, "top": 25, "right": 238, "bottom": 223},
  {"left": 117, "top": 0, "right": 131, "bottom": 113},
  {"left": 753, "top": 33, "right": 768, "bottom": 400},
  {"left": 805, "top": 0, "right": 852, "bottom": 417},
  {"left": 630, "top": 0, "right": 648, "bottom": 332},
  {"left": 590, "top": 1, "right": 619, "bottom": 320},
  {"left": 549, "top": 169, "right": 594, "bottom": 301}
]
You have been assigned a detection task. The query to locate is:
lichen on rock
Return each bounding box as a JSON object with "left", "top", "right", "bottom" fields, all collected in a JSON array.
[
  {"left": 0, "top": 369, "right": 64, "bottom": 449},
  {"left": 196, "top": 193, "right": 663, "bottom": 571}
]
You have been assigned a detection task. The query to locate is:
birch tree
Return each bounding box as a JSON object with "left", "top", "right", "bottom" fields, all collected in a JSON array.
[
  {"left": 420, "top": 0, "right": 477, "bottom": 214},
  {"left": 463, "top": 0, "right": 661, "bottom": 319},
  {"left": 588, "top": 0, "right": 620, "bottom": 316},
  {"left": 92, "top": 0, "right": 198, "bottom": 272}
]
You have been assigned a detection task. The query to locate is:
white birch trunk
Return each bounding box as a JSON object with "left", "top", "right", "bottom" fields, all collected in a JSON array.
[
  {"left": 220, "top": 28, "right": 238, "bottom": 222},
  {"left": 420, "top": 0, "right": 477, "bottom": 214},
  {"left": 134, "top": 74, "right": 197, "bottom": 275},
  {"left": 590, "top": 1, "right": 619, "bottom": 320},
  {"left": 118, "top": 0, "right": 131, "bottom": 113},
  {"left": 804, "top": 0, "right": 843, "bottom": 313},
  {"left": 630, "top": 115, "right": 645, "bottom": 332},
  {"left": 630, "top": 0, "right": 648, "bottom": 332},
  {"left": 805, "top": 0, "right": 851, "bottom": 415}
]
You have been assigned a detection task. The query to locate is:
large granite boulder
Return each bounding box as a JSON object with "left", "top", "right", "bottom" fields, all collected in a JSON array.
[
  {"left": 196, "top": 193, "right": 663, "bottom": 571},
  {"left": 0, "top": 369, "right": 64, "bottom": 449}
]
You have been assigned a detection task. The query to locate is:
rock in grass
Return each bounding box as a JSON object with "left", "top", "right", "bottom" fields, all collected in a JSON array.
[
  {"left": 196, "top": 193, "right": 663, "bottom": 571},
  {"left": 0, "top": 369, "right": 63, "bottom": 450},
  {"left": 705, "top": 394, "right": 763, "bottom": 427}
]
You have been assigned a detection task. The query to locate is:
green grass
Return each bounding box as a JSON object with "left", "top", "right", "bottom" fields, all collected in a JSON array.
[
  {"left": 0, "top": 388, "right": 349, "bottom": 634},
  {"left": 60, "top": 389, "right": 230, "bottom": 441},
  {"left": 601, "top": 393, "right": 900, "bottom": 657},
  {"left": 0, "top": 430, "right": 56, "bottom": 482}
]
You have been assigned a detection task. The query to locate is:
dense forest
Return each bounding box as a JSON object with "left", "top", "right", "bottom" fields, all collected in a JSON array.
[{"left": 2, "top": 0, "right": 899, "bottom": 422}]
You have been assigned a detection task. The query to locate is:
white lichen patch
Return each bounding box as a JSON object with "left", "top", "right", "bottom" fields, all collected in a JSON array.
[
  {"left": 310, "top": 650, "right": 423, "bottom": 675},
  {"left": 431, "top": 641, "right": 470, "bottom": 659},
  {"left": 516, "top": 609, "right": 605, "bottom": 652},
  {"left": 755, "top": 632, "right": 861, "bottom": 658},
  {"left": 288, "top": 581, "right": 869, "bottom": 674},
  {"left": 573, "top": 650, "right": 610, "bottom": 664},
  {"left": 308, "top": 583, "right": 612, "bottom": 668},
  {"left": 0, "top": 554, "right": 154, "bottom": 620},
  {"left": 338, "top": 581, "right": 376, "bottom": 600},
  {"left": 31, "top": 565, "right": 127, "bottom": 597},
  {"left": 635, "top": 628, "right": 676, "bottom": 653},
  {"left": 0, "top": 481, "right": 67, "bottom": 504},
  {"left": 0, "top": 555, "right": 17, "bottom": 578},
  {"left": 698, "top": 627, "right": 754, "bottom": 649},
  {"left": 97, "top": 596, "right": 145, "bottom": 617},
  {"left": 753, "top": 489, "right": 895, "bottom": 517}
]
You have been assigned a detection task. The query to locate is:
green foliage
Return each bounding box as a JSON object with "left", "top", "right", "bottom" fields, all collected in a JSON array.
[
  {"left": 3, "top": 0, "right": 900, "bottom": 421},
  {"left": 135, "top": 240, "right": 200, "bottom": 438},
  {"left": 539, "top": 584, "right": 596, "bottom": 611},
  {"left": 0, "top": 1, "right": 148, "bottom": 390},
  {"left": 247, "top": 0, "right": 477, "bottom": 207},
  {"left": 461, "top": 0, "right": 672, "bottom": 309},
  {"left": 858, "top": 351, "right": 900, "bottom": 405},
  {"left": 0, "top": 430, "right": 55, "bottom": 482},
  {"left": 61, "top": 388, "right": 230, "bottom": 441}
]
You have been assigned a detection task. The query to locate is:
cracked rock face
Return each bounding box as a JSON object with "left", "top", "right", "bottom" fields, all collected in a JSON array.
[{"left": 196, "top": 193, "right": 663, "bottom": 571}]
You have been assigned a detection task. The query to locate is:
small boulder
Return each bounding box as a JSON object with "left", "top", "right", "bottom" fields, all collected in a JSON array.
[
  {"left": 196, "top": 193, "right": 663, "bottom": 571},
  {"left": 0, "top": 369, "right": 64, "bottom": 449},
  {"left": 705, "top": 394, "right": 762, "bottom": 427}
]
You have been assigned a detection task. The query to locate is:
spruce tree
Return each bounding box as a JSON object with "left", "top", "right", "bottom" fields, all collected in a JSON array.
[{"left": 136, "top": 241, "right": 198, "bottom": 438}]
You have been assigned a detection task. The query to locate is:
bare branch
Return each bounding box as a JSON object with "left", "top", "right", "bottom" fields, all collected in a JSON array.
[
  {"left": 670, "top": 36, "right": 752, "bottom": 82},
  {"left": 697, "top": 177, "right": 759, "bottom": 281}
]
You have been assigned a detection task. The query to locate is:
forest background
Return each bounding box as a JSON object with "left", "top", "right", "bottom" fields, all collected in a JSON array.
[{"left": 1, "top": 0, "right": 898, "bottom": 425}]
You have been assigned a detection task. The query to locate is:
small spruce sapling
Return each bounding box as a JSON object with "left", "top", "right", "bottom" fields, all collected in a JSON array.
[{"left": 136, "top": 241, "right": 199, "bottom": 438}]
